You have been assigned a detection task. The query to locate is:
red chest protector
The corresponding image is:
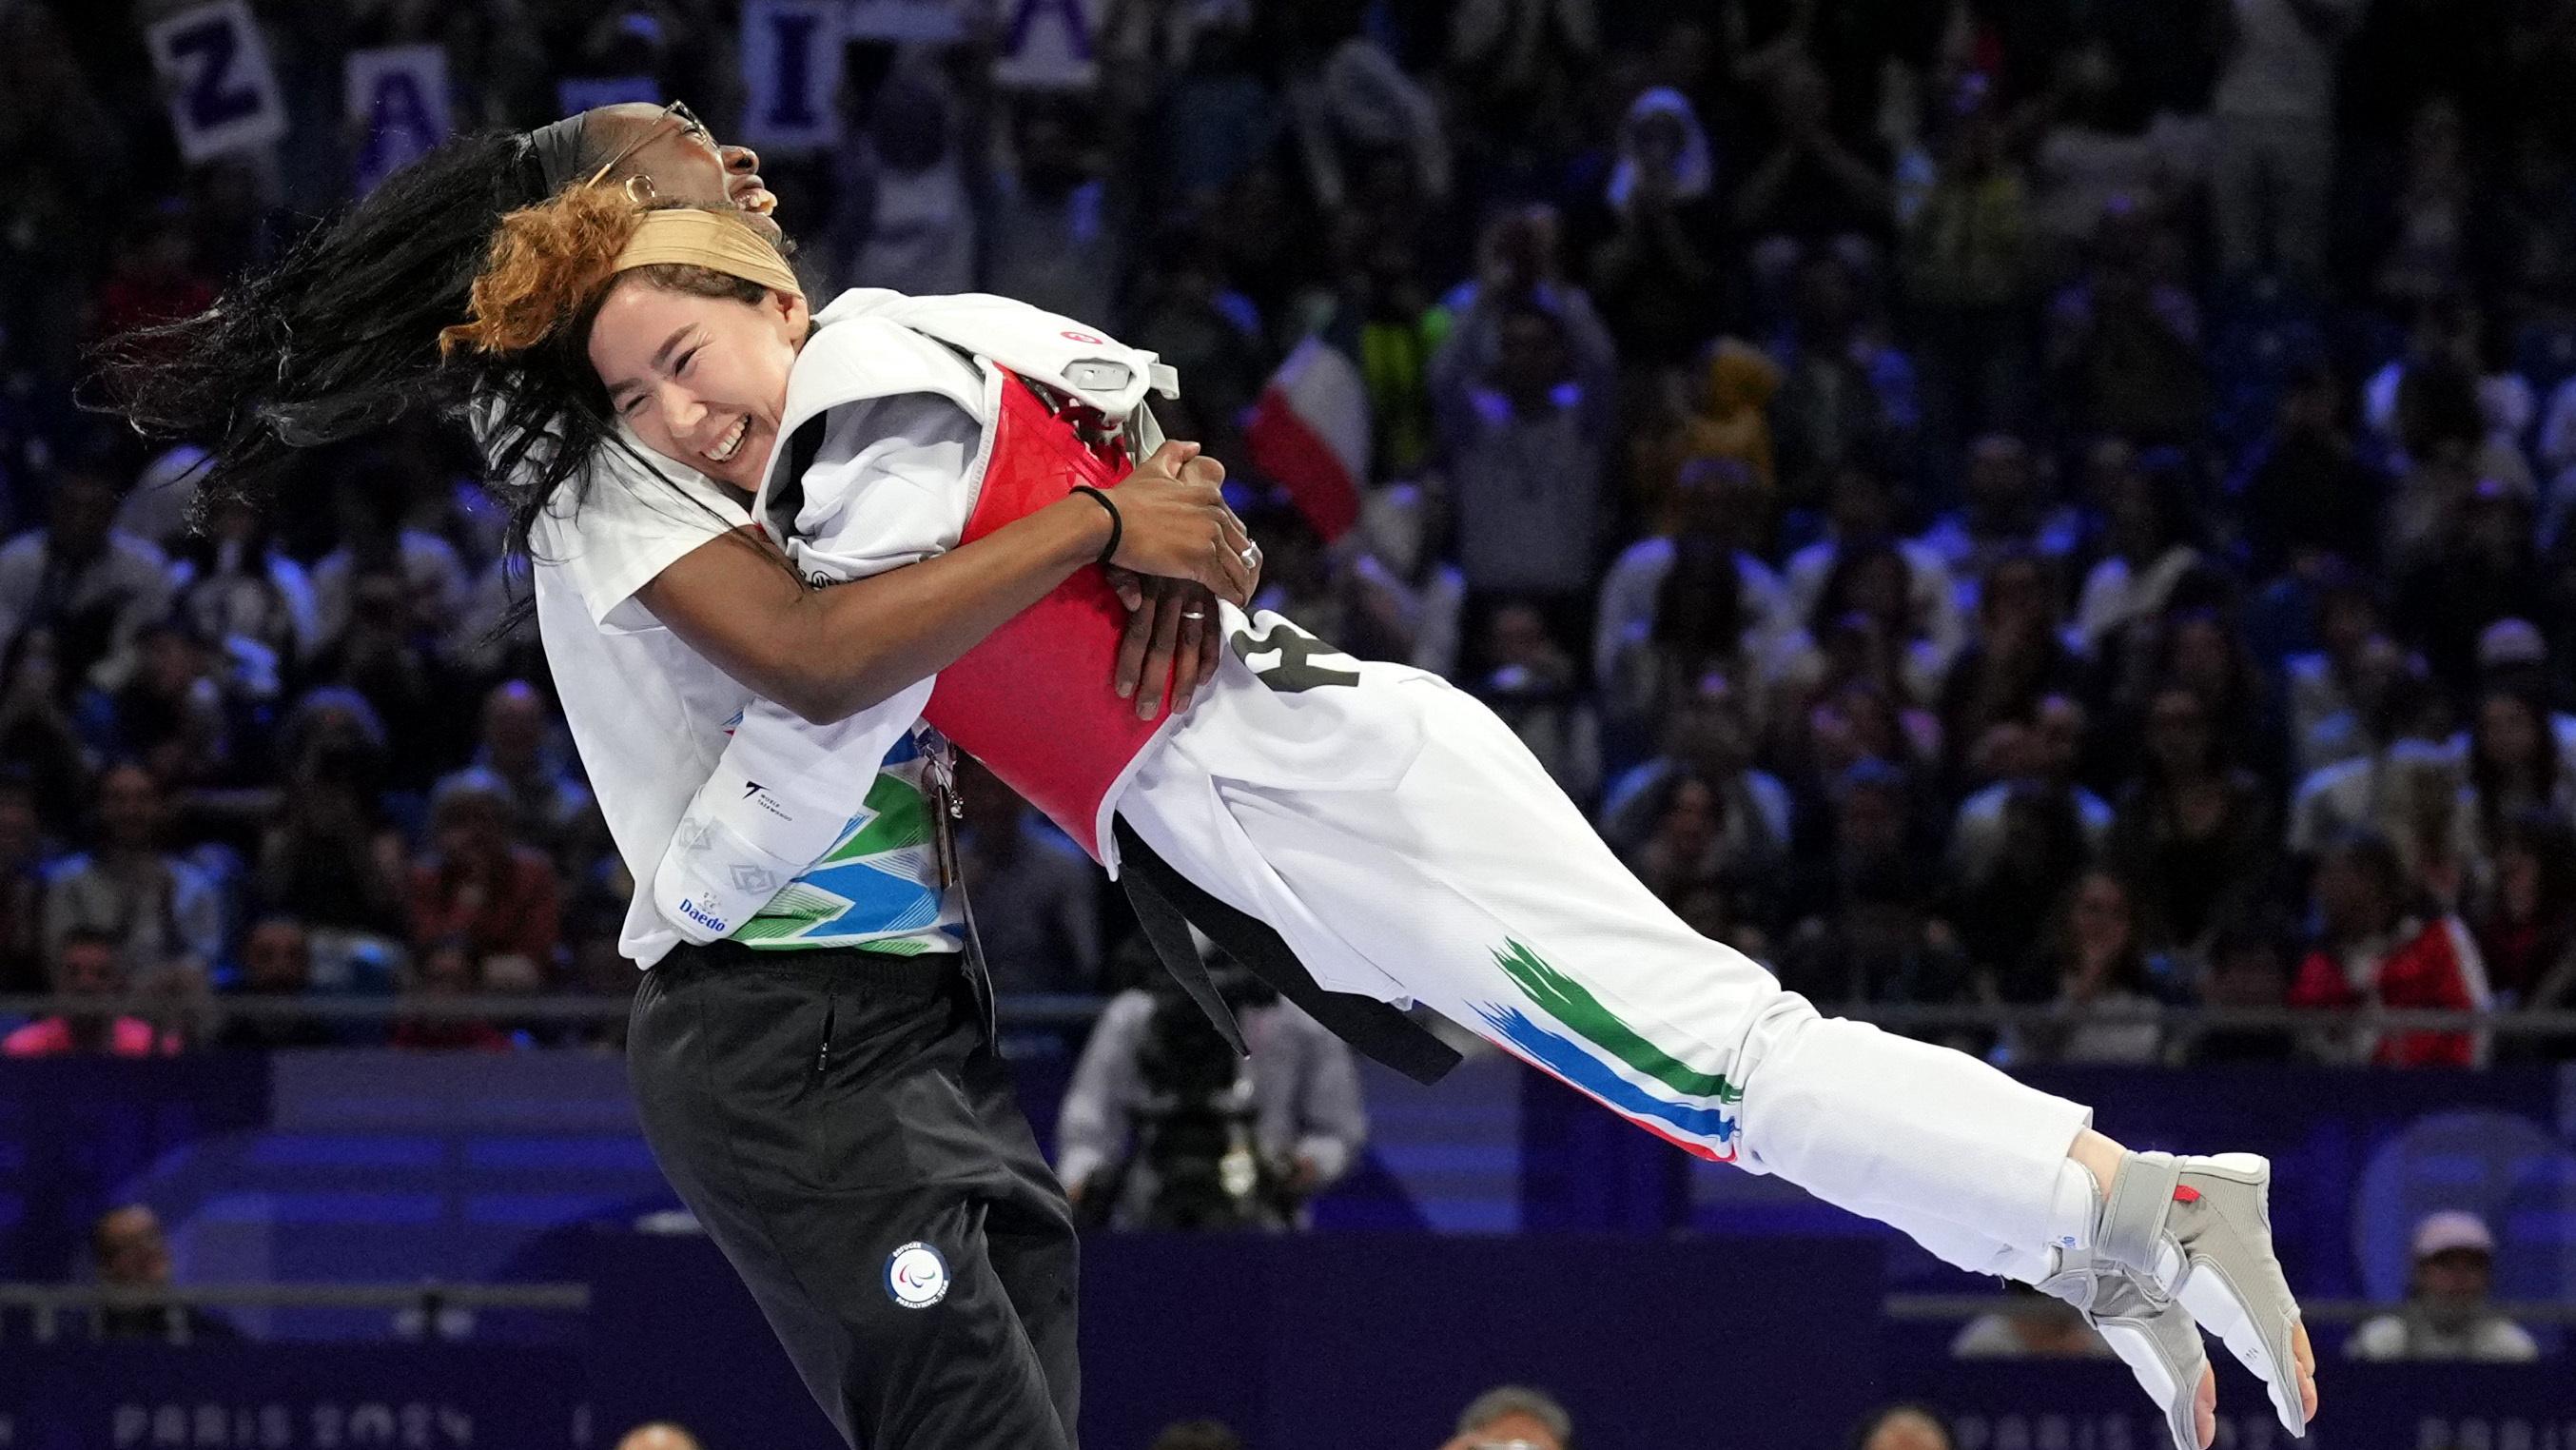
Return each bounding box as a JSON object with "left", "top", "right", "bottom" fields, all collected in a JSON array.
[{"left": 921, "top": 370, "right": 1170, "bottom": 863}]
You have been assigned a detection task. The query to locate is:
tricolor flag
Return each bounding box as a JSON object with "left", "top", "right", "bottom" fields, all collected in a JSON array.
[{"left": 1245, "top": 336, "right": 1370, "bottom": 543}]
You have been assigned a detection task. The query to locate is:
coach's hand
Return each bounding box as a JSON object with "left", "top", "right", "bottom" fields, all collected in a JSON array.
[{"left": 1106, "top": 441, "right": 1259, "bottom": 607}]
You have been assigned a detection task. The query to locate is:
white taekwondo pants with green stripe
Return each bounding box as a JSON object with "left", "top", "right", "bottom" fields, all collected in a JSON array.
[{"left": 1115, "top": 606, "right": 2089, "bottom": 1280}]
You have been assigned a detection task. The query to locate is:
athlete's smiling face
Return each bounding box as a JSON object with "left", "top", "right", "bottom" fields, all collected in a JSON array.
[
  {"left": 589, "top": 276, "right": 809, "bottom": 493},
  {"left": 587, "top": 101, "right": 782, "bottom": 243}
]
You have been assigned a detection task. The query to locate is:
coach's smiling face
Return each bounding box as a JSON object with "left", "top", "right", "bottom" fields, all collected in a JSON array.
[{"left": 587, "top": 101, "right": 782, "bottom": 243}]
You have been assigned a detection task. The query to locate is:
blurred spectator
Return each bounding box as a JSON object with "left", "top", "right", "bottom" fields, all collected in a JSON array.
[
  {"left": 2457, "top": 688, "right": 2575, "bottom": 876},
  {"left": 1590, "top": 88, "right": 1722, "bottom": 365},
  {"left": 1056, "top": 970, "right": 1365, "bottom": 1231},
  {"left": 1903, "top": 83, "right": 2033, "bottom": 443},
  {"left": 1435, "top": 296, "right": 1614, "bottom": 615},
  {"left": 87, "top": 1205, "right": 235, "bottom": 1344},
  {"left": 2048, "top": 202, "right": 2208, "bottom": 446},
  {"left": 3, "top": 928, "right": 180, "bottom": 1058},
  {"left": 1733, "top": 61, "right": 1892, "bottom": 273},
  {"left": 613, "top": 1425, "right": 702, "bottom": 1450},
  {"left": 0, "top": 771, "right": 51, "bottom": 992},
  {"left": 44, "top": 761, "right": 222, "bottom": 985},
  {"left": 2105, "top": 685, "right": 2278, "bottom": 954},
  {"left": 2231, "top": 363, "right": 2386, "bottom": 575},
  {"left": 2288, "top": 663, "right": 2453, "bottom": 859},
  {"left": 408, "top": 769, "right": 559, "bottom": 986},
  {"left": 388, "top": 936, "right": 511, "bottom": 1052},
  {"left": 985, "top": 99, "right": 1126, "bottom": 327},
  {"left": 2072, "top": 452, "right": 2206, "bottom": 656},
  {"left": 1782, "top": 760, "right": 1968, "bottom": 1008},
  {"left": 1950, "top": 1280, "right": 2115, "bottom": 1358},
  {"left": 214, "top": 916, "right": 338, "bottom": 1050},
  {"left": 2291, "top": 831, "right": 2491, "bottom": 1066},
  {"left": 1946, "top": 704, "right": 2112, "bottom": 991},
  {"left": 310, "top": 460, "right": 471, "bottom": 657},
  {"left": 2174, "top": 913, "right": 2302, "bottom": 1065},
  {"left": 98, "top": 617, "right": 234, "bottom": 788},
  {"left": 1938, "top": 556, "right": 2087, "bottom": 765},
  {"left": 1772, "top": 539, "right": 1953, "bottom": 717},
  {"left": 2281, "top": 573, "right": 2392, "bottom": 777},
  {"left": 2394, "top": 481, "right": 2548, "bottom": 699},
  {"left": 0, "top": 466, "right": 174, "bottom": 692},
  {"left": 1338, "top": 483, "right": 1467, "bottom": 678},
  {"left": 1473, "top": 601, "right": 1601, "bottom": 807},
  {"left": 2007, "top": 871, "right": 2170, "bottom": 1065},
  {"left": 1599, "top": 673, "right": 1793, "bottom": 871},
  {"left": 1677, "top": 340, "right": 1784, "bottom": 502},
  {"left": 2209, "top": 0, "right": 2363, "bottom": 284},
  {"left": 1786, "top": 464, "right": 1962, "bottom": 667},
  {"left": 2348, "top": 1211, "right": 2540, "bottom": 1362},
  {"left": 1770, "top": 255, "right": 1918, "bottom": 504},
  {"left": 167, "top": 497, "right": 319, "bottom": 693},
  {"left": 0, "top": 626, "right": 92, "bottom": 831},
  {"left": 2470, "top": 813, "right": 2576, "bottom": 1017},
  {"left": 837, "top": 65, "right": 976, "bottom": 300},
  {"left": 1917, "top": 435, "right": 2083, "bottom": 621},
  {"left": 255, "top": 689, "right": 411, "bottom": 960},
  {"left": 1596, "top": 460, "right": 1792, "bottom": 752},
  {"left": 1317, "top": 213, "right": 1451, "bottom": 482},
  {"left": 459, "top": 679, "right": 595, "bottom": 866},
  {"left": 1439, "top": 1384, "right": 1572, "bottom": 1450},
  {"left": 1148, "top": 1421, "right": 1242, "bottom": 1450},
  {"left": 955, "top": 756, "right": 1101, "bottom": 997},
  {"left": 2371, "top": 99, "right": 2474, "bottom": 312},
  {"left": 1851, "top": 1403, "right": 1956, "bottom": 1450}
]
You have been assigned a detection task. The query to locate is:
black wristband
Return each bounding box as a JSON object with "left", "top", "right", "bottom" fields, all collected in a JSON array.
[{"left": 1070, "top": 484, "right": 1121, "bottom": 566}]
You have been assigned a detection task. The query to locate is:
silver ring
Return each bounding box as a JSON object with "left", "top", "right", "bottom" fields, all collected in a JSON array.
[
  {"left": 1181, "top": 610, "right": 1208, "bottom": 621},
  {"left": 1239, "top": 546, "right": 1259, "bottom": 568}
]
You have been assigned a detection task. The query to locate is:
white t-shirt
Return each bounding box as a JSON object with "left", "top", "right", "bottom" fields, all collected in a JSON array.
[{"left": 530, "top": 438, "right": 766, "bottom": 968}]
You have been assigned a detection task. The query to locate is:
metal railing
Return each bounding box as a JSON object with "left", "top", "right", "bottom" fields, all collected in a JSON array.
[
  {"left": 0, "top": 1282, "right": 589, "bottom": 1343},
  {"left": 4, "top": 995, "right": 2574, "bottom": 1038},
  {"left": 1884, "top": 1294, "right": 2576, "bottom": 1325},
  {"left": 10, "top": 1282, "right": 2573, "bottom": 1345}
]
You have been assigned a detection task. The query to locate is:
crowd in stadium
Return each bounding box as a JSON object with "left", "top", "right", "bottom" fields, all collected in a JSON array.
[{"left": 4, "top": 0, "right": 2575, "bottom": 1068}]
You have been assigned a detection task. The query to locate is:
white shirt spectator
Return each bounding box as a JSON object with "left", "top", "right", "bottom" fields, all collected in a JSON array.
[{"left": 2347, "top": 1312, "right": 2540, "bottom": 1363}]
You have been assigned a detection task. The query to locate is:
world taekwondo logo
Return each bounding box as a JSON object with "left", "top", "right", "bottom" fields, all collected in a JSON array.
[
  {"left": 742, "top": 781, "right": 763, "bottom": 798},
  {"left": 885, "top": 1242, "right": 948, "bottom": 1309}
]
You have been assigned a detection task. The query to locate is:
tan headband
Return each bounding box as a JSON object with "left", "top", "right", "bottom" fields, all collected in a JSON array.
[{"left": 613, "top": 208, "right": 803, "bottom": 299}]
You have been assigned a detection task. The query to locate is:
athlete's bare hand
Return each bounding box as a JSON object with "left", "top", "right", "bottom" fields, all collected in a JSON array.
[
  {"left": 1107, "top": 575, "right": 1226, "bottom": 719},
  {"left": 1106, "top": 441, "right": 1259, "bottom": 605}
]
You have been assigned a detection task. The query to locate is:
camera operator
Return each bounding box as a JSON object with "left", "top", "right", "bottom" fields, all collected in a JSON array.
[{"left": 1057, "top": 944, "right": 1367, "bottom": 1231}]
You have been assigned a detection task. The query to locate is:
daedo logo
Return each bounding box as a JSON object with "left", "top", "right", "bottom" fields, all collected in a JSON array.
[{"left": 678, "top": 898, "right": 727, "bottom": 933}]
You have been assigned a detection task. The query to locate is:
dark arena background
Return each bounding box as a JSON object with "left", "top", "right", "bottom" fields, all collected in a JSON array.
[{"left": 3, "top": 0, "right": 2574, "bottom": 1445}]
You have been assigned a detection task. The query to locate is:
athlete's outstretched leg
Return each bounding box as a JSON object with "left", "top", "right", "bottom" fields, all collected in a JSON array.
[{"left": 1135, "top": 676, "right": 2311, "bottom": 1447}]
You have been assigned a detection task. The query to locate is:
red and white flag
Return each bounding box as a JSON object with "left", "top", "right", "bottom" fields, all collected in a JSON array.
[{"left": 1245, "top": 336, "right": 1370, "bottom": 542}]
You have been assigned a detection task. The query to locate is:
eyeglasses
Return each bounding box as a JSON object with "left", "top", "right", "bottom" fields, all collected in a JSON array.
[{"left": 585, "top": 100, "right": 710, "bottom": 189}]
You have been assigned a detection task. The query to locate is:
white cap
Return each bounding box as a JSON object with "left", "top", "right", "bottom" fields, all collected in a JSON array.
[{"left": 2411, "top": 1209, "right": 2496, "bottom": 1260}]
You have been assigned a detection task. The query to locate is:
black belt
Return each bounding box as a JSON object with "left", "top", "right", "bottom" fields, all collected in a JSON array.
[{"left": 1113, "top": 817, "right": 1461, "bottom": 1087}]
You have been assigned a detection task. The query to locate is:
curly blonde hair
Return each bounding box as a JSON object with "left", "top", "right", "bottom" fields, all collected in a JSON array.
[
  {"left": 439, "top": 187, "right": 778, "bottom": 362},
  {"left": 439, "top": 183, "right": 644, "bottom": 359}
]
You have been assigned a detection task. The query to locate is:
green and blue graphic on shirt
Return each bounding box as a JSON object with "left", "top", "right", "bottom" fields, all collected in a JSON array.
[{"left": 732, "top": 727, "right": 963, "bottom": 954}]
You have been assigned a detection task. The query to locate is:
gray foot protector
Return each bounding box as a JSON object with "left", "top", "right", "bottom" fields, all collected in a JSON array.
[
  {"left": 2097, "top": 1151, "right": 2310, "bottom": 1440},
  {"left": 2041, "top": 1260, "right": 2210, "bottom": 1450}
]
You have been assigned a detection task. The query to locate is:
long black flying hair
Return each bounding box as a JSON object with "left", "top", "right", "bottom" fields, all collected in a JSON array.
[{"left": 89, "top": 121, "right": 621, "bottom": 550}]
